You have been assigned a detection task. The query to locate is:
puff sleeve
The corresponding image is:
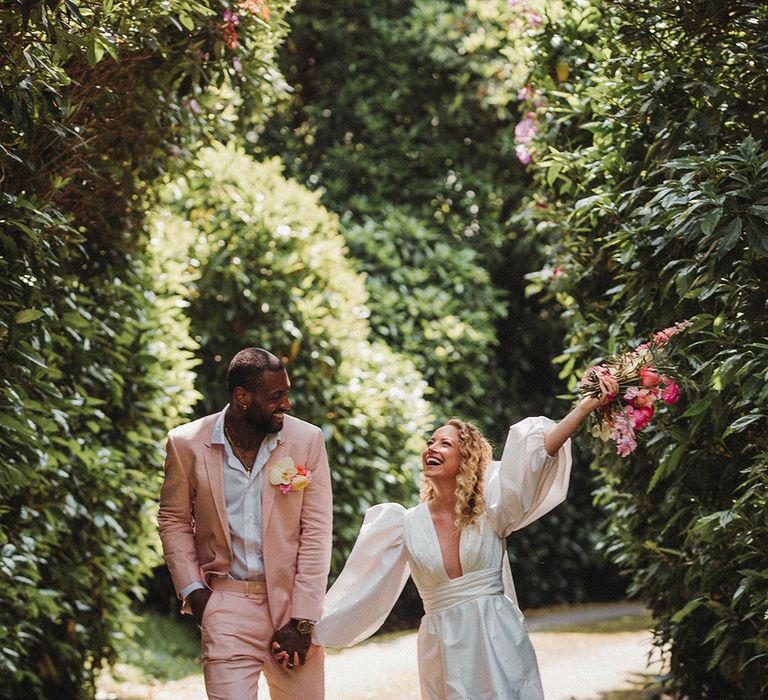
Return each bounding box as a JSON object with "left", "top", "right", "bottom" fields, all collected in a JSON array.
[
  {"left": 484, "top": 416, "right": 572, "bottom": 537},
  {"left": 313, "top": 503, "right": 411, "bottom": 648}
]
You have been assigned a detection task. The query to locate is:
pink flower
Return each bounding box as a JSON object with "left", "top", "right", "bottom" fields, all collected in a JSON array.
[
  {"left": 652, "top": 320, "right": 692, "bottom": 348},
  {"left": 240, "top": 0, "right": 270, "bottom": 20},
  {"left": 634, "top": 391, "right": 656, "bottom": 408},
  {"left": 616, "top": 434, "right": 638, "bottom": 457},
  {"left": 223, "top": 23, "right": 238, "bottom": 49},
  {"left": 610, "top": 408, "right": 638, "bottom": 456},
  {"left": 517, "top": 84, "right": 536, "bottom": 101},
  {"left": 582, "top": 322, "right": 691, "bottom": 456},
  {"left": 514, "top": 114, "right": 538, "bottom": 144},
  {"left": 661, "top": 382, "right": 680, "bottom": 404},
  {"left": 515, "top": 143, "right": 532, "bottom": 164},
  {"left": 653, "top": 329, "right": 671, "bottom": 346},
  {"left": 632, "top": 405, "right": 654, "bottom": 430},
  {"left": 223, "top": 9, "right": 240, "bottom": 24},
  {"left": 640, "top": 368, "right": 661, "bottom": 388},
  {"left": 624, "top": 386, "right": 656, "bottom": 408},
  {"left": 184, "top": 98, "right": 201, "bottom": 114},
  {"left": 525, "top": 9, "right": 544, "bottom": 28}
]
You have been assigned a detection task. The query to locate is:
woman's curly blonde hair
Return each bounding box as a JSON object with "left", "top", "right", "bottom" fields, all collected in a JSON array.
[{"left": 419, "top": 418, "right": 493, "bottom": 530}]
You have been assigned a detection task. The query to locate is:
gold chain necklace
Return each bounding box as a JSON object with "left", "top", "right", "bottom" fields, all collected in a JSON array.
[{"left": 224, "top": 422, "right": 255, "bottom": 473}]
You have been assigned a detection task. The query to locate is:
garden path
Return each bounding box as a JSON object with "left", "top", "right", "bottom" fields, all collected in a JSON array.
[{"left": 97, "top": 602, "right": 664, "bottom": 700}]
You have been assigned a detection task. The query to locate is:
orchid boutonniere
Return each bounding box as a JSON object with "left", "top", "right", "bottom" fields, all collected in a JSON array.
[{"left": 269, "top": 457, "right": 312, "bottom": 494}]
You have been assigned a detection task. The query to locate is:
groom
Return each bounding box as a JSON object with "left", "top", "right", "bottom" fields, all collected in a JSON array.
[{"left": 158, "top": 347, "right": 333, "bottom": 699}]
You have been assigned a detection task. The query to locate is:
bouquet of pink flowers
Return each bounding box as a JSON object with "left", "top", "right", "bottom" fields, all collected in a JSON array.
[{"left": 580, "top": 321, "right": 692, "bottom": 457}]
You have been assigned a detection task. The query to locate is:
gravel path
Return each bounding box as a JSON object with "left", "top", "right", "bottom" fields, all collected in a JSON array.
[{"left": 97, "top": 602, "right": 664, "bottom": 700}]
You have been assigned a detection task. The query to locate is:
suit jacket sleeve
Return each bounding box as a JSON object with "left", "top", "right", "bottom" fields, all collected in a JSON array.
[
  {"left": 158, "top": 432, "right": 202, "bottom": 600},
  {"left": 291, "top": 428, "right": 333, "bottom": 621}
]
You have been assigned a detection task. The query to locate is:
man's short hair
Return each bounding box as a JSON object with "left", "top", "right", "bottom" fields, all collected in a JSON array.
[{"left": 227, "top": 348, "right": 285, "bottom": 394}]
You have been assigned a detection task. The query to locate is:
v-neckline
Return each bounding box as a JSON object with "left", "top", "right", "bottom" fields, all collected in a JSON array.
[{"left": 424, "top": 502, "right": 464, "bottom": 581}]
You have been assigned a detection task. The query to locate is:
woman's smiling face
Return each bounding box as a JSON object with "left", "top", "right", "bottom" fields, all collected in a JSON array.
[{"left": 422, "top": 424, "right": 461, "bottom": 482}]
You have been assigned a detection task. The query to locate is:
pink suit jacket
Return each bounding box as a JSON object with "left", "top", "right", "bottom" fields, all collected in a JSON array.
[{"left": 158, "top": 412, "right": 333, "bottom": 627}]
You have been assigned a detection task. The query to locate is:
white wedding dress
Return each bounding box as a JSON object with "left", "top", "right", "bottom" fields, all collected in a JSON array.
[{"left": 313, "top": 417, "right": 572, "bottom": 699}]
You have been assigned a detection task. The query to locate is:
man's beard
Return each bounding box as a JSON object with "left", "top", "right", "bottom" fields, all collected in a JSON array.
[{"left": 246, "top": 412, "right": 283, "bottom": 434}]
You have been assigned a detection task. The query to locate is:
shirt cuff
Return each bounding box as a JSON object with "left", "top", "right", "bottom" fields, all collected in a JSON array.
[{"left": 181, "top": 581, "right": 206, "bottom": 600}]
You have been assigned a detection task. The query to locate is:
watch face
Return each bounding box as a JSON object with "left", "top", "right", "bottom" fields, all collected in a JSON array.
[{"left": 296, "top": 619, "right": 312, "bottom": 635}]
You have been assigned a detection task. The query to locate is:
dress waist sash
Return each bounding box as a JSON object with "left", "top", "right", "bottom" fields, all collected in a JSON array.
[{"left": 420, "top": 567, "right": 504, "bottom": 614}]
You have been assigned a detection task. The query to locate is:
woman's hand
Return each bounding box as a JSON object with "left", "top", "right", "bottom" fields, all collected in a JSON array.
[
  {"left": 544, "top": 369, "right": 620, "bottom": 455},
  {"left": 579, "top": 367, "right": 619, "bottom": 411}
]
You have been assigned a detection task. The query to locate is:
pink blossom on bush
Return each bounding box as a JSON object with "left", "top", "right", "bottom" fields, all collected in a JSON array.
[
  {"left": 223, "top": 9, "right": 240, "bottom": 24},
  {"left": 240, "top": 0, "right": 270, "bottom": 20},
  {"left": 525, "top": 10, "right": 544, "bottom": 28},
  {"left": 515, "top": 143, "right": 532, "bottom": 164},
  {"left": 514, "top": 113, "right": 538, "bottom": 144},
  {"left": 223, "top": 23, "right": 238, "bottom": 48},
  {"left": 184, "top": 98, "right": 201, "bottom": 114},
  {"left": 517, "top": 84, "right": 535, "bottom": 101}
]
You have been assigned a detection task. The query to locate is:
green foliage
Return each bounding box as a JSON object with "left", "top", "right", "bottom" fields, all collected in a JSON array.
[
  {"left": 115, "top": 611, "right": 201, "bottom": 681},
  {"left": 262, "top": 0, "right": 546, "bottom": 430},
  {"left": 0, "top": 0, "right": 294, "bottom": 696},
  {"left": 518, "top": 0, "right": 768, "bottom": 695},
  {"left": 342, "top": 210, "right": 501, "bottom": 422},
  {"left": 150, "top": 142, "right": 433, "bottom": 569},
  {"left": 258, "top": 0, "right": 622, "bottom": 608}
]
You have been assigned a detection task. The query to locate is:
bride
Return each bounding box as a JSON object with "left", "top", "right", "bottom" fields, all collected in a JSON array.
[{"left": 309, "top": 372, "right": 617, "bottom": 699}]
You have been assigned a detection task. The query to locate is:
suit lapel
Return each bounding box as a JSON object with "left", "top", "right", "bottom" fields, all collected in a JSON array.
[
  {"left": 261, "top": 439, "right": 288, "bottom": 532},
  {"left": 202, "top": 415, "right": 232, "bottom": 551}
]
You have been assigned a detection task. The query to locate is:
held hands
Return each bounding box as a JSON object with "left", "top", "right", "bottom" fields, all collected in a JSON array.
[{"left": 271, "top": 619, "right": 314, "bottom": 669}]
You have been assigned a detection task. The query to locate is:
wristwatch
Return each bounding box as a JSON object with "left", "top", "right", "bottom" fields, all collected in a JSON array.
[{"left": 293, "top": 618, "right": 314, "bottom": 635}]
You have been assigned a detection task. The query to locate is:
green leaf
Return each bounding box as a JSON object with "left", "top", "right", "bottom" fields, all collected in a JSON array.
[
  {"left": 546, "top": 162, "right": 563, "bottom": 187},
  {"left": 15, "top": 309, "right": 44, "bottom": 324},
  {"left": 86, "top": 36, "right": 105, "bottom": 67},
  {"left": 724, "top": 413, "right": 765, "bottom": 437},
  {"left": 681, "top": 399, "right": 711, "bottom": 418},
  {"left": 647, "top": 443, "right": 686, "bottom": 492},
  {"left": 179, "top": 13, "right": 195, "bottom": 30},
  {"left": 670, "top": 597, "right": 704, "bottom": 623},
  {"left": 100, "top": 36, "right": 120, "bottom": 63},
  {"left": 715, "top": 217, "right": 742, "bottom": 259},
  {"left": 15, "top": 348, "right": 47, "bottom": 369},
  {"left": 700, "top": 208, "right": 722, "bottom": 236},
  {"left": 745, "top": 216, "right": 768, "bottom": 256}
]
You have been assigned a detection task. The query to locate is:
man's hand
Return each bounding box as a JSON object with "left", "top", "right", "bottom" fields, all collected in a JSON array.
[
  {"left": 187, "top": 588, "right": 212, "bottom": 627},
  {"left": 271, "top": 620, "right": 312, "bottom": 669}
]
